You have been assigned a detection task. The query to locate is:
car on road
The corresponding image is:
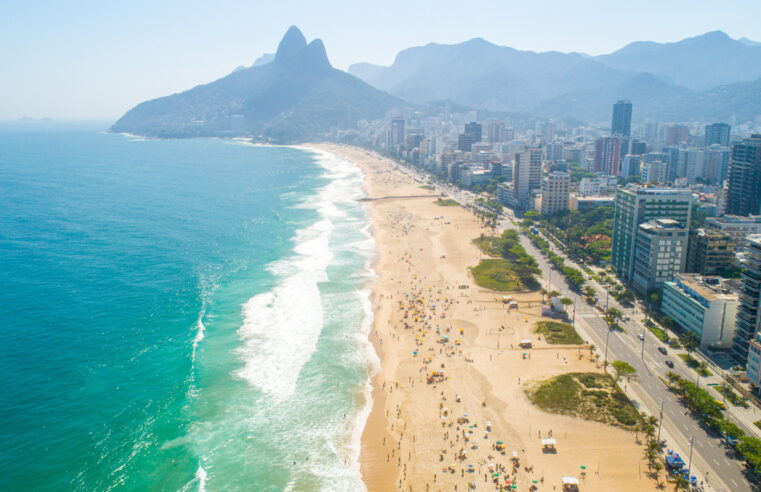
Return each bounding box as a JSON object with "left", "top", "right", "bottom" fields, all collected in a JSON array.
[
  {"left": 637, "top": 333, "right": 644, "bottom": 341},
  {"left": 658, "top": 347, "right": 668, "bottom": 355},
  {"left": 665, "top": 360, "right": 674, "bottom": 368}
]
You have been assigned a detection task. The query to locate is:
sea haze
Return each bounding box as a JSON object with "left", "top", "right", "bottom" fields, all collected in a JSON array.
[{"left": 0, "top": 127, "right": 376, "bottom": 491}]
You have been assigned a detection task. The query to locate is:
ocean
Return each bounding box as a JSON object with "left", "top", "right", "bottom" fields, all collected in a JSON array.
[{"left": 0, "top": 124, "right": 377, "bottom": 491}]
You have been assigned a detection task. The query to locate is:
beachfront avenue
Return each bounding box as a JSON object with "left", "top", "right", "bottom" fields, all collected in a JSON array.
[{"left": 392, "top": 160, "right": 753, "bottom": 492}]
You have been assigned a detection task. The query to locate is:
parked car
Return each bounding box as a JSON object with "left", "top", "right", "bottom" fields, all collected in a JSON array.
[
  {"left": 637, "top": 333, "right": 645, "bottom": 341},
  {"left": 665, "top": 360, "right": 674, "bottom": 368},
  {"left": 658, "top": 347, "right": 668, "bottom": 355}
]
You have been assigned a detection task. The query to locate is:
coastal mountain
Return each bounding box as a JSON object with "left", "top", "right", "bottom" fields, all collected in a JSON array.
[
  {"left": 349, "top": 37, "right": 633, "bottom": 111},
  {"left": 594, "top": 31, "right": 761, "bottom": 91},
  {"left": 349, "top": 30, "right": 761, "bottom": 123},
  {"left": 111, "top": 26, "right": 403, "bottom": 142}
]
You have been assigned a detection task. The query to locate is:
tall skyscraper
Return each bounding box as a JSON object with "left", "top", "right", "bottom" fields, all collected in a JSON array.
[
  {"left": 594, "top": 137, "right": 621, "bottom": 175},
  {"left": 391, "top": 118, "right": 405, "bottom": 148},
  {"left": 706, "top": 145, "right": 730, "bottom": 185},
  {"left": 705, "top": 123, "right": 731, "bottom": 147},
  {"left": 726, "top": 134, "right": 761, "bottom": 216},
  {"left": 643, "top": 120, "right": 659, "bottom": 143},
  {"left": 513, "top": 149, "right": 542, "bottom": 210},
  {"left": 611, "top": 186, "right": 693, "bottom": 282},
  {"left": 735, "top": 235, "right": 761, "bottom": 363},
  {"left": 464, "top": 122, "right": 482, "bottom": 142},
  {"left": 486, "top": 120, "right": 504, "bottom": 145},
  {"left": 611, "top": 100, "right": 632, "bottom": 137}
]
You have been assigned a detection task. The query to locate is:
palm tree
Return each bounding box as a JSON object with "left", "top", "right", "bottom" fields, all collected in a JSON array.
[
  {"left": 651, "top": 460, "right": 663, "bottom": 486},
  {"left": 671, "top": 474, "right": 689, "bottom": 491}
]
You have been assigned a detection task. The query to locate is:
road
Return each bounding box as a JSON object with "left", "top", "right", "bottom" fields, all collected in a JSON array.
[
  {"left": 514, "top": 223, "right": 752, "bottom": 492},
  {"left": 389, "top": 157, "right": 754, "bottom": 490}
]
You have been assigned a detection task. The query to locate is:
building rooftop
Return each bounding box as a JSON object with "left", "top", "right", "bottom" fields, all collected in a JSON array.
[
  {"left": 671, "top": 273, "right": 739, "bottom": 302},
  {"left": 707, "top": 215, "right": 761, "bottom": 224},
  {"left": 639, "top": 218, "right": 684, "bottom": 232}
]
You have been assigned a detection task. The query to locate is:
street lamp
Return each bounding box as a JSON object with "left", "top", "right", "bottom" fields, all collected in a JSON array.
[
  {"left": 603, "top": 324, "right": 612, "bottom": 373},
  {"left": 657, "top": 401, "right": 664, "bottom": 444},
  {"left": 641, "top": 325, "right": 646, "bottom": 360}
]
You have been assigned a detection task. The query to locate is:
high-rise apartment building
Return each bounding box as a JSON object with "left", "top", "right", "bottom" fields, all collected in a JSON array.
[
  {"left": 685, "top": 228, "right": 735, "bottom": 275},
  {"left": 631, "top": 218, "right": 688, "bottom": 294},
  {"left": 663, "top": 146, "right": 687, "bottom": 182},
  {"left": 611, "top": 100, "right": 632, "bottom": 137},
  {"left": 464, "top": 122, "right": 482, "bottom": 142},
  {"left": 686, "top": 148, "right": 706, "bottom": 185},
  {"left": 734, "top": 235, "right": 761, "bottom": 363},
  {"left": 594, "top": 137, "right": 621, "bottom": 175},
  {"left": 391, "top": 118, "right": 405, "bottom": 148},
  {"left": 726, "top": 134, "right": 761, "bottom": 216},
  {"left": 513, "top": 150, "right": 542, "bottom": 210},
  {"left": 706, "top": 215, "right": 761, "bottom": 252},
  {"left": 486, "top": 120, "right": 504, "bottom": 145},
  {"left": 664, "top": 124, "right": 689, "bottom": 146},
  {"left": 540, "top": 171, "right": 570, "bottom": 215},
  {"left": 706, "top": 145, "right": 731, "bottom": 185},
  {"left": 611, "top": 186, "right": 693, "bottom": 282},
  {"left": 704, "top": 123, "right": 731, "bottom": 147},
  {"left": 545, "top": 142, "right": 564, "bottom": 163}
]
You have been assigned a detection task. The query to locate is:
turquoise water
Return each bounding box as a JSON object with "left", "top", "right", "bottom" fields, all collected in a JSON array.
[{"left": 0, "top": 126, "right": 376, "bottom": 491}]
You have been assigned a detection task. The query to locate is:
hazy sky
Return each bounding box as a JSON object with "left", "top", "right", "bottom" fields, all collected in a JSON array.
[{"left": 2, "top": 0, "right": 760, "bottom": 120}]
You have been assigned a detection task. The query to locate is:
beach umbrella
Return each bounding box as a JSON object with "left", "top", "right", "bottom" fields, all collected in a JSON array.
[
  {"left": 580, "top": 465, "right": 586, "bottom": 470},
  {"left": 496, "top": 441, "right": 503, "bottom": 445}
]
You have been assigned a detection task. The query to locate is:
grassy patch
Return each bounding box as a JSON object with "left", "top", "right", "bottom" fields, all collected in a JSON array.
[
  {"left": 535, "top": 321, "right": 584, "bottom": 345},
  {"left": 420, "top": 184, "right": 435, "bottom": 190},
  {"left": 755, "top": 420, "right": 761, "bottom": 431},
  {"left": 527, "top": 372, "right": 641, "bottom": 430},
  {"left": 435, "top": 198, "right": 459, "bottom": 207},
  {"left": 473, "top": 236, "right": 506, "bottom": 257},
  {"left": 647, "top": 324, "right": 670, "bottom": 343},
  {"left": 471, "top": 230, "right": 541, "bottom": 291},
  {"left": 678, "top": 353, "right": 712, "bottom": 377},
  {"left": 470, "top": 259, "right": 539, "bottom": 291}
]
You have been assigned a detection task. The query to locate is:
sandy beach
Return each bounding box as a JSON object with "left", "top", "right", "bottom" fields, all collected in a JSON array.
[{"left": 310, "top": 144, "right": 658, "bottom": 492}]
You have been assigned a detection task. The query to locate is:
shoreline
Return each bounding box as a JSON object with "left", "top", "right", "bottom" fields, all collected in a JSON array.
[{"left": 308, "top": 143, "right": 657, "bottom": 492}]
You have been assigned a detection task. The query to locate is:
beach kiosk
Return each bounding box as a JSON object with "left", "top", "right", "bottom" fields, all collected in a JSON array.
[
  {"left": 541, "top": 437, "right": 557, "bottom": 452},
  {"left": 561, "top": 476, "right": 580, "bottom": 491},
  {"left": 519, "top": 339, "right": 532, "bottom": 349}
]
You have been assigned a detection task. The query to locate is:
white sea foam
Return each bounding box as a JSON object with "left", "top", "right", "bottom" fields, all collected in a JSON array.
[{"left": 233, "top": 146, "right": 379, "bottom": 489}]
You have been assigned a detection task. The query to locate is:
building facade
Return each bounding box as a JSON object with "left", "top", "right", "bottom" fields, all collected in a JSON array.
[
  {"left": 685, "top": 228, "right": 735, "bottom": 275},
  {"left": 594, "top": 137, "right": 621, "bottom": 175},
  {"left": 611, "top": 100, "right": 632, "bottom": 137},
  {"left": 734, "top": 235, "right": 761, "bottom": 364},
  {"left": 705, "top": 215, "right": 761, "bottom": 252},
  {"left": 540, "top": 171, "right": 569, "bottom": 215},
  {"left": 631, "top": 219, "right": 688, "bottom": 294},
  {"left": 726, "top": 134, "right": 761, "bottom": 216},
  {"left": 611, "top": 186, "right": 693, "bottom": 282},
  {"left": 662, "top": 274, "right": 738, "bottom": 349},
  {"left": 704, "top": 123, "right": 731, "bottom": 148}
]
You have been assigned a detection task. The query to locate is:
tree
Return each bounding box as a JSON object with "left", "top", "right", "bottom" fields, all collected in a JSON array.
[
  {"left": 605, "top": 307, "right": 623, "bottom": 330},
  {"left": 583, "top": 285, "right": 597, "bottom": 304},
  {"left": 612, "top": 360, "right": 637, "bottom": 384},
  {"left": 617, "top": 289, "right": 635, "bottom": 306},
  {"left": 671, "top": 474, "right": 689, "bottom": 491},
  {"left": 524, "top": 210, "right": 540, "bottom": 219},
  {"left": 548, "top": 290, "right": 561, "bottom": 299},
  {"left": 680, "top": 330, "right": 700, "bottom": 353},
  {"left": 651, "top": 460, "right": 663, "bottom": 485},
  {"left": 560, "top": 297, "right": 573, "bottom": 306}
]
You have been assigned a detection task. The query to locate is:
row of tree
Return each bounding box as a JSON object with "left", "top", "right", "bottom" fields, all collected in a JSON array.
[
  {"left": 666, "top": 372, "right": 761, "bottom": 480},
  {"left": 526, "top": 228, "right": 587, "bottom": 291}
]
